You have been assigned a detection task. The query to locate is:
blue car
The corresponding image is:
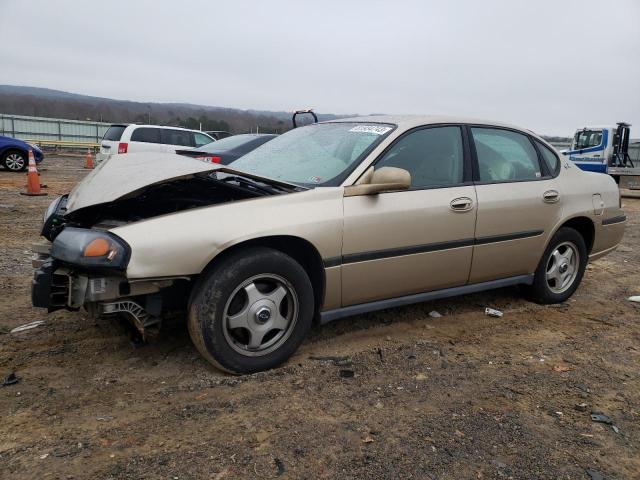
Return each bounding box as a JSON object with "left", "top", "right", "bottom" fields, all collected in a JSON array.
[{"left": 0, "top": 136, "right": 44, "bottom": 172}]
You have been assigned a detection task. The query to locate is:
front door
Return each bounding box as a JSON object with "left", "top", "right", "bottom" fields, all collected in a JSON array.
[{"left": 341, "top": 125, "right": 477, "bottom": 306}]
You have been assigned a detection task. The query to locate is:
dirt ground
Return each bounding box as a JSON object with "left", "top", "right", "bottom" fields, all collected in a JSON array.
[{"left": 0, "top": 157, "right": 639, "bottom": 480}]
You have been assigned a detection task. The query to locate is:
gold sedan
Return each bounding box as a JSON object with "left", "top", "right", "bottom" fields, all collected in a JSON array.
[{"left": 33, "top": 116, "right": 625, "bottom": 373}]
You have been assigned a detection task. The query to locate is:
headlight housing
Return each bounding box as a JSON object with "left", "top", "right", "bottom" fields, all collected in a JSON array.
[
  {"left": 43, "top": 195, "right": 62, "bottom": 224},
  {"left": 51, "top": 228, "right": 130, "bottom": 269},
  {"left": 41, "top": 195, "right": 67, "bottom": 240}
]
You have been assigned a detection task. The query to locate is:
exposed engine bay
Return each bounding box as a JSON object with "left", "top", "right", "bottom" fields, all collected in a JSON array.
[{"left": 43, "top": 173, "right": 271, "bottom": 240}]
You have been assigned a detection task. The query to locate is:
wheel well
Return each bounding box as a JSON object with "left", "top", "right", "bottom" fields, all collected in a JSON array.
[
  {"left": 202, "top": 236, "right": 326, "bottom": 316},
  {"left": 560, "top": 217, "right": 595, "bottom": 253},
  {"left": 1, "top": 147, "right": 26, "bottom": 159}
]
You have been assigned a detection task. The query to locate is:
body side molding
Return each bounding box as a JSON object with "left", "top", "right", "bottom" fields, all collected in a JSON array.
[
  {"left": 601, "top": 215, "right": 626, "bottom": 226},
  {"left": 322, "top": 230, "right": 544, "bottom": 268}
]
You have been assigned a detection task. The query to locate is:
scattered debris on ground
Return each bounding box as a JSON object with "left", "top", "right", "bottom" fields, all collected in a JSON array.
[
  {"left": 10, "top": 320, "right": 45, "bottom": 334},
  {"left": 590, "top": 412, "right": 613, "bottom": 425},
  {"left": 1, "top": 372, "right": 20, "bottom": 387},
  {"left": 484, "top": 307, "right": 503, "bottom": 317}
]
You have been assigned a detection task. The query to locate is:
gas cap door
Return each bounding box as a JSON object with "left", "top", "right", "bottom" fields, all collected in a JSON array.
[{"left": 592, "top": 194, "right": 604, "bottom": 215}]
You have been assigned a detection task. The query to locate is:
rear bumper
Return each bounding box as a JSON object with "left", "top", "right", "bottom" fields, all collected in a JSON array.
[
  {"left": 95, "top": 152, "right": 112, "bottom": 164},
  {"left": 590, "top": 215, "right": 626, "bottom": 261}
]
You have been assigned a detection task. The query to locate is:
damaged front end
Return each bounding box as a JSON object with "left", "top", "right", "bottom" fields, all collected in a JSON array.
[
  {"left": 32, "top": 152, "right": 290, "bottom": 339},
  {"left": 32, "top": 245, "right": 180, "bottom": 339},
  {"left": 32, "top": 223, "right": 188, "bottom": 339}
]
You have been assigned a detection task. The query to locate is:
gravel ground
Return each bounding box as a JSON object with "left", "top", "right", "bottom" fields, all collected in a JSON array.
[{"left": 0, "top": 157, "right": 639, "bottom": 479}]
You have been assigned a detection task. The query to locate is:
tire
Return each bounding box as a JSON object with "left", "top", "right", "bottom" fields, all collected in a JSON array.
[
  {"left": 2, "top": 150, "right": 27, "bottom": 172},
  {"left": 188, "top": 247, "right": 314, "bottom": 374},
  {"left": 526, "top": 227, "right": 587, "bottom": 304}
]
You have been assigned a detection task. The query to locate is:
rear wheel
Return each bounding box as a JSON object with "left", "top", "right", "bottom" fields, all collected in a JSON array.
[
  {"left": 188, "top": 247, "right": 314, "bottom": 374},
  {"left": 527, "top": 227, "right": 587, "bottom": 304},
  {"left": 2, "top": 150, "right": 27, "bottom": 172}
]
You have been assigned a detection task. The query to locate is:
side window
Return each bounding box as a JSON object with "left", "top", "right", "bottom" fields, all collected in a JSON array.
[
  {"left": 162, "top": 129, "right": 194, "bottom": 147},
  {"left": 375, "top": 126, "right": 464, "bottom": 188},
  {"left": 194, "top": 132, "right": 213, "bottom": 147},
  {"left": 535, "top": 141, "right": 559, "bottom": 174},
  {"left": 130, "top": 127, "right": 161, "bottom": 143},
  {"left": 471, "top": 128, "right": 541, "bottom": 182}
]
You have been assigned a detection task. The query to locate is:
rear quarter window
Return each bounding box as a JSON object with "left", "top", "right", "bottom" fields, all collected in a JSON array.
[
  {"left": 102, "top": 126, "right": 126, "bottom": 141},
  {"left": 535, "top": 141, "right": 560, "bottom": 174}
]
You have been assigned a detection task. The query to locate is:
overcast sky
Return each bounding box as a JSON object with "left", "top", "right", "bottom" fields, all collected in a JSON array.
[{"left": 1, "top": 0, "right": 639, "bottom": 135}]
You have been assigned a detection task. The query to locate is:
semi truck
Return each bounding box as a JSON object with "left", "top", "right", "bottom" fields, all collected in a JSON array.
[{"left": 562, "top": 122, "right": 639, "bottom": 183}]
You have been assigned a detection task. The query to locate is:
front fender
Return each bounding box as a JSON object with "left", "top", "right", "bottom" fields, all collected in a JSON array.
[{"left": 111, "top": 187, "right": 345, "bottom": 280}]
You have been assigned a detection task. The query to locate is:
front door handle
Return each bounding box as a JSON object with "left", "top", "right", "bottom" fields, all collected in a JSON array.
[
  {"left": 450, "top": 197, "right": 474, "bottom": 212},
  {"left": 543, "top": 190, "right": 560, "bottom": 203}
]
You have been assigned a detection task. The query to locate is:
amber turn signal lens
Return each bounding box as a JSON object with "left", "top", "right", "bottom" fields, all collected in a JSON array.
[{"left": 83, "top": 238, "right": 111, "bottom": 257}]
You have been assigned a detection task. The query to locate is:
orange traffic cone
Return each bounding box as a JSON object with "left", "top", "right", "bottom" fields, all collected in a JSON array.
[
  {"left": 84, "top": 148, "right": 94, "bottom": 169},
  {"left": 20, "top": 148, "right": 47, "bottom": 196}
]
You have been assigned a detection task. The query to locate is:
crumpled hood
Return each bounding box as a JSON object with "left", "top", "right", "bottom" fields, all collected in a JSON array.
[{"left": 65, "top": 152, "right": 295, "bottom": 213}]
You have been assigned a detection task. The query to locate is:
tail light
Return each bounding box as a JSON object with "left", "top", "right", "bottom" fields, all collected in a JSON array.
[
  {"left": 196, "top": 156, "right": 221, "bottom": 164},
  {"left": 118, "top": 143, "right": 128, "bottom": 154}
]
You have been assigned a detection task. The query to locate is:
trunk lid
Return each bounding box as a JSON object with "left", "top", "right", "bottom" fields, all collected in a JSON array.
[{"left": 99, "top": 124, "right": 128, "bottom": 157}]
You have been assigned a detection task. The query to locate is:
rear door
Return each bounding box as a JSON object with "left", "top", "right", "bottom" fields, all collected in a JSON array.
[
  {"left": 341, "top": 125, "right": 477, "bottom": 306},
  {"left": 128, "top": 127, "right": 162, "bottom": 153},
  {"left": 468, "top": 126, "right": 564, "bottom": 283}
]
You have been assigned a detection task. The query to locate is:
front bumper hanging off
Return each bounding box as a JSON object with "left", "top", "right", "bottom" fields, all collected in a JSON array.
[{"left": 31, "top": 241, "right": 173, "bottom": 336}]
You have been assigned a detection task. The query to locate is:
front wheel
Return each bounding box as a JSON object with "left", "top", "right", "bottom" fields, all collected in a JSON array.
[
  {"left": 188, "top": 247, "right": 314, "bottom": 374},
  {"left": 526, "top": 227, "right": 587, "bottom": 304}
]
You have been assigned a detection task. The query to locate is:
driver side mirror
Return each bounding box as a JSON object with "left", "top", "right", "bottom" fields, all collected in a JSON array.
[{"left": 344, "top": 166, "right": 411, "bottom": 197}]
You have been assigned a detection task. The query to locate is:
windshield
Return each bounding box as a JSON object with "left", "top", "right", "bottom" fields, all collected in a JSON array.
[
  {"left": 574, "top": 129, "right": 603, "bottom": 149},
  {"left": 230, "top": 123, "right": 395, "bottom": 186}
]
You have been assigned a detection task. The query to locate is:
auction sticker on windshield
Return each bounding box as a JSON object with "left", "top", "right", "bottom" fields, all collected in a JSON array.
[{"left": 349, "top": 125, "right": 393, "bottom": 135}]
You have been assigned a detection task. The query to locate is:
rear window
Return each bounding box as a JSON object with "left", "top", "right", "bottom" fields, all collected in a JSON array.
[
  {"left": 200, "top": 135, "right": 258, "bottom": 152},
  {"left": 102, "top": 126, "right": 126, "bottom": 141},
  {"left": 193, "top": 132, "right": 213, "bottom": 147},
  {"left": 131, "top": 127, "right": 161, "bottom": 143},
  {"left": 162, "top": 129, "right": 193, "bottom": 147}
]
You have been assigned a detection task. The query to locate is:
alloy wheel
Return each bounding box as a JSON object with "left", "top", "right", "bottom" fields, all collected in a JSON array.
[
  {"left": 223, "top": 273, "right": 299, "bottom": 357},
  {"left": 5, "top": 153, "right": 26, "bottom": 171},
  {"left": 545, "top": 241, "right": 579, "bottom": 294}
]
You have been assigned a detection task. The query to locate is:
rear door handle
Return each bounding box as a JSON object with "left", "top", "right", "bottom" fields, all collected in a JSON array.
[
  {"left": 543, "top": 190, "right": 560, "bottom": 203},
  {"left": 450, "top": 197, "right": 474, "bottom": 212}
]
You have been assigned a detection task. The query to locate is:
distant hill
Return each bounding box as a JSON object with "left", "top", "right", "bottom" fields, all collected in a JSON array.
[{"left": 0, "top": 85, "right": 349, "bottom": 133}]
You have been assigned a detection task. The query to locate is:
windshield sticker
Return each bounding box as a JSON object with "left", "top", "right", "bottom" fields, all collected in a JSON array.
[
  {"left": 349, "top": 125, "right": 392, "bottom": 135},
  {"left": 308, "top": 176, "right": 322, "bottom": 184}
]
